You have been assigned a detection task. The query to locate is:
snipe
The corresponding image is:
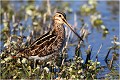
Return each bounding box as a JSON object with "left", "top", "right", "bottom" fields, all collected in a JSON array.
[{"left": 16, "top": 12, "right": 83, "bottom": 62}]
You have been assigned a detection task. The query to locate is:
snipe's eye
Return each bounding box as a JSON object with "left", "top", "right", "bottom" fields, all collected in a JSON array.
[{"left": 59, "top": 15, "right": 62, "bottom": 17}]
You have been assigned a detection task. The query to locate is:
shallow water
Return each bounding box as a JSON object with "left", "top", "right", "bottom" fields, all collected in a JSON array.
[{"left": 69, "top": 1, "right": 119, "bottom": 78}]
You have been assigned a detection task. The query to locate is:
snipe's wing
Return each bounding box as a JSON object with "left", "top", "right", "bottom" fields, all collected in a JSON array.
[{"left": 17, "top": 30, "right": 61, "bottom": 58}]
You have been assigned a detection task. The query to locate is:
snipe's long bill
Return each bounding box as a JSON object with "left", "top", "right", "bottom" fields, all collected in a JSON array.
[{"left": 16, "top": 12, "right": 83, "bottom": 62}]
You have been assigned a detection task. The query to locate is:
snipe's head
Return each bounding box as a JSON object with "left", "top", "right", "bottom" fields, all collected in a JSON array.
[
  {"left": 53, "top": 12, "right": 83, "bottom": 41},
  {"left": 53, "top": 12, "right": 67, "bottom": 24}
]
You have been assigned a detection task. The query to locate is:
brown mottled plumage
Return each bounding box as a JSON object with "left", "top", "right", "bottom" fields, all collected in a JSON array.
[{"left": 16, "top": 12, "right": 83, "bottom": 62}]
